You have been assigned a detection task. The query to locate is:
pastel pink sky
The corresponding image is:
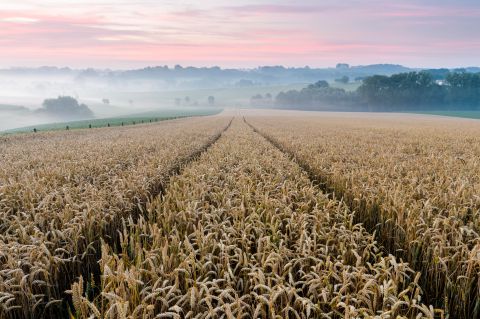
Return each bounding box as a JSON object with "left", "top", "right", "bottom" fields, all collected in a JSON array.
[{"left": 1, "top": 0, "right": 479, "bottom": 68}]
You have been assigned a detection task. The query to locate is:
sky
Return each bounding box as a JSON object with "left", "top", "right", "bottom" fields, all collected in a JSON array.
[{"left": 0, "top": 0, "right": 479, "bottom": 69}]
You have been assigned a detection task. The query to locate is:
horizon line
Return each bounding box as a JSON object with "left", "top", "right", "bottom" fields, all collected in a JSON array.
[{"left": 1, "top": 63, "right": 479, "bottom": 71}]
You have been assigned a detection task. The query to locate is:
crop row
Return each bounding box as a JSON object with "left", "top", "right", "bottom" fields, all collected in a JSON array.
[
  {"left": 0, "top": 117, "right": 231, "bottom": 318},
  {"left": 67, "top": 119, "right": 439, "bottom": 318},
  {"left": 246, "top": 114, "right": 480, "bottom": 318}
]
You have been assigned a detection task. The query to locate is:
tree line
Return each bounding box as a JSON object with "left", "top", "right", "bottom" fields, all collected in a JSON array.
[
  {"left": 276, "top": 81, "right": 357, "bottom": 111},
  {"left": 275, "top": 71, "right": 480, "bottom": 111}
]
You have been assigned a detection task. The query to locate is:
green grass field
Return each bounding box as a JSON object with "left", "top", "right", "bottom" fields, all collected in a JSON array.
[
  {"left": 3, "top": 108, "right": 223, "bottom": 134},
  {"left": 412, "top": 110, "right": 480, "bottom": 119}
]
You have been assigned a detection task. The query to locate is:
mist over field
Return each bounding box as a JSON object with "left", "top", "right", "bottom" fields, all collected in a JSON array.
[
  {"left": 0, "top": 64, "right": 362, "bottom": 130},
  {"left": 1, "top": 63, "right": 472, "bottom": 131},
  {"left": 2, "top": 63, "right": 480, "bottom": 131}
]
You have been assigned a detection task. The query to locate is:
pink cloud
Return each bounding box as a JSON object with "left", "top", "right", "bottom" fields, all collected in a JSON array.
[
  {"left": 224, "top": 4, "right": 337, "bottom": 15},
  {"left": 375, "top": 4, "right": 480, "bottom": 18},
  {"left": 0, "top": 1, "right": 478, "bottom": 68},
  {"left": 0, "top": 12, "right": 148, "bottom": 48}
]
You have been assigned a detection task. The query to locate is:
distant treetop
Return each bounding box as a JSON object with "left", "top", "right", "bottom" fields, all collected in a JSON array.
[
  {"left": 37, "top": 96, "right": 94, "bottom": 119},
  {"left": 336, "top": 63, "right": 350, "bottom": 69}
]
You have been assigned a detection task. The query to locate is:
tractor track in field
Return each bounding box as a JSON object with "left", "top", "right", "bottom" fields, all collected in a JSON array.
[
  {"left": 34, "top": 117, "right": 234, "bottom": 319},
  {"left": 243, "top": 117, "right": 336, "bottom": 200},
  {"left": 133, "top": 117, "right": 234, "bottom": 212},
  {"left": 243, "top": 116, "right": 452, "bottom": 318}
]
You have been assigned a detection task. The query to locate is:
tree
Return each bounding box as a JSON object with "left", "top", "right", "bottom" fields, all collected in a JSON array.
[
  {"left": 37, "top": 96, "right": 94, "bottom": 119},
  {"left": 273, "top": 71, "right": 480, "bottom": 113},
  {"left": 335, "top": 76, "right": 349, "bottom": 84},
  {"left": 250, "top": 94, "right": 263, "bottom": 107},
  {"left": 208, "top": 96, "right": 215, "bottom": 106},
  {"left": 445, "top": 72, "right": 480, "bottom": 108},
  {"left": 336, "top": 63, "right": 350, "bottom": 69},
  {"left": 236, "top": 79, "right": 254, "bottom": 87},
  {"left": 356, "top": 71, "right": 480, "bottom": 111},
  {"left": 307, "top": 80, "right": 329, "bottom": 89},
  {"left": 275, "top": 80, "right": 354, "bottom": 110}
]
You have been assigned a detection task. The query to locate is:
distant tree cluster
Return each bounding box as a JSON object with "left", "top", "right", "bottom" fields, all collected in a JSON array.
[
  {"left": 174, "top": 95, "right": 215, "bottom": 107},
  {"left": 208, "top": 96, "right": 215, "bottom": 106},
  {"left": 250, "top": 93, "right": 273, "bottom": 107},
  {"left": 274, "top": 72, "right": 480, "bottom": 112},
  {"left": 275, "top": 81, "right": 355, "bottom": 110},
  {"left": 336, "top": 63, "right": 350, "bottom": 69},
  {"left": 358, "top": 71, "right": 480, "bottom": 111},
  {"left": 334, "top": 76, "right": 349, "bottom": 84},
  {"left": 37, "top": 96, "right": 94, "bottom": 119}
]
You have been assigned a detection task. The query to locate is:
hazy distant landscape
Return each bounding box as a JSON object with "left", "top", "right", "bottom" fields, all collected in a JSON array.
[
  {"left": 2, "top": 63, "right": 480, "bottom": 131},
  {"left": 2, "top": 0, "right": 480, "bottom": 319}
]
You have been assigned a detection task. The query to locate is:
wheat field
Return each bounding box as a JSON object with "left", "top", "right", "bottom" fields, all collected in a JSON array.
[
  {"left": 1, "top": 111, "right": 479, "bottom": 318},
  {"left": 0, "top": 117, "right": 230, "bottom": 318},
  {"left": 247, "top": 111, "right": 480, "bottom": 318}
]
